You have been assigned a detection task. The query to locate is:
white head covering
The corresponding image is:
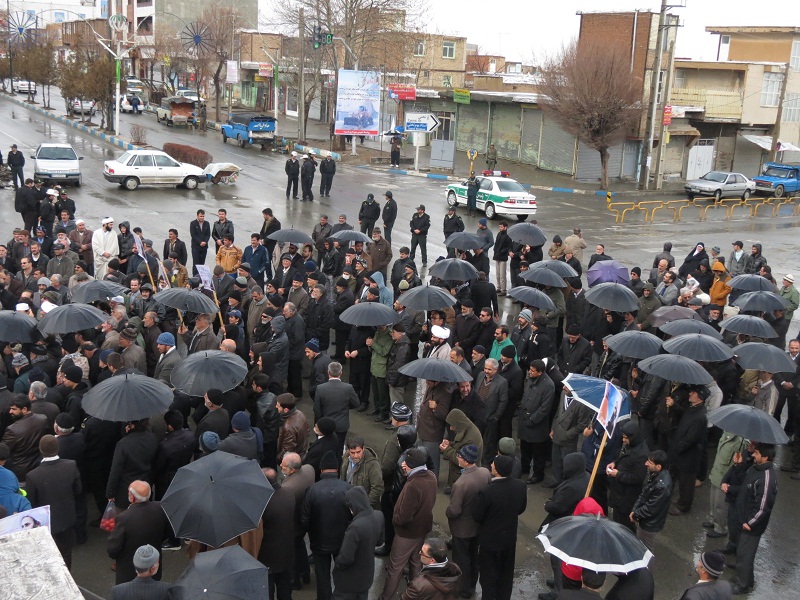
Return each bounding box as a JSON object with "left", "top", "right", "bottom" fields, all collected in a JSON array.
[
  {"left": 41, "top": 300, "right": 57, "bottom": 313},
  {"left": 101, "top": 217, "right": 114, "bottom": 224},
  {"left": 291, "top": 151, "right": 298, "bottom": 156},
  {"left": 46, "top": 188, "right": 58, "bottom": 196},
  {"left": 431, "top": 325, "right": 450, "bottom": 340}
]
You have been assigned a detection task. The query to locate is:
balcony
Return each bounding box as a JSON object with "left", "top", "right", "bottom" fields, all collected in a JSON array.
[{"left": 670, "top": 88, "right": 743, "bottom": 121}]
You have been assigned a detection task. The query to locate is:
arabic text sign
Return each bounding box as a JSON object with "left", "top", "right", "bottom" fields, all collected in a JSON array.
[{"left": 334, "top": 69, "right": 381, "bottom": 136}]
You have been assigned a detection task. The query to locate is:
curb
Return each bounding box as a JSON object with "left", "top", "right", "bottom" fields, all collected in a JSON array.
[{"left": 4, "top": 94, "right": 141, "bottom": 151}]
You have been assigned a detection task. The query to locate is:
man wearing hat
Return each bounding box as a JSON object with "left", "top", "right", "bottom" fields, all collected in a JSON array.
[
  {"left": 24, "top": 435, "right": 82, "bottom": 570},
  {"left": 446, "top": 443, "right": 491, "bottom": 598},
  {"left": 46, "top": 240, "right": 75, "bottom": 278},
  {"left": 109, "top": 544, "right": 170, "bottom": 599},
  {"left": 92, "top": 217, "right": 119, "bottom": 280},
  {"left": 359, "top": 193, "right": 381, "bottom": 234},
  {"left": 443, "top": 204, "right": 465, "bottom": 258},
  {"left": 777, "top": 273, "right": 799, "bottom": 322},
  {"left": 218, "top": 411, "right": 261, "bottom": 460},
  {"left": 368, "top": 227, "right": 393, "bottom": 282},
  {"left": 678, "top": 551, "right": 729, "bottom": 599},
  {"left": 440, "top": 409, "right": 483, "bottom": 488},
  {"left": 409, "top": 205, "right": 431, "bottom": 267},
  {"left": 319, "top": 155, "right": 336, "bottom": 197},
  {"left": 300, "top": 153, "right": 316, "bottom": 201},
  {"left": 118, "top": 327, "right": 147, "bottom": 373},
  {"left": 303, "top": 417, "right": 340, "bottom": 480},
  {"left": 558, "top": 324, "right": 592, "bottom": 375},
  {"left": 152, "top": 332, "right": 179, "bottom": 385},
  {"left": 668, "top": 385, "right": 708, "bottom": 516}
]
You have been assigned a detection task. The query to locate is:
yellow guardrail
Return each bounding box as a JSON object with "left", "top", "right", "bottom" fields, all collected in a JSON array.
[{"left": 606, "top": 194, "right": 796, "bottom": 223}]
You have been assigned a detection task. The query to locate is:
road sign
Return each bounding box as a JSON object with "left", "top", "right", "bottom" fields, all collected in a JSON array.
[
  {"left": 467, "top": 148, "right": 478, "bottom": 161},
  {"left": 405, "top": 112, "right": 440, "bottom": 133}
]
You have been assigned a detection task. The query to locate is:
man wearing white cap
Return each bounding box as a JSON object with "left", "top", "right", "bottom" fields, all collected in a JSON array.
[
  {"left": 92, "top": 217, "right": 119, "bottom": 280},
  {"left": 425, "top": 325, "right": 452, "bottom": 360},
  {"left": 109, "top": 544, "right": 170, "bottom": 600},
  {"left": 285, "top": 151, "right": 300, "bottom": 199},
  {"left": 69, "top": 219, "right": 94, "bottom": 272},
  {"left": 779, "top": 274, "right": 799, "bottom": 322},
  {"left": 300, "top": 153, "right": 316, "bottom": 202}
]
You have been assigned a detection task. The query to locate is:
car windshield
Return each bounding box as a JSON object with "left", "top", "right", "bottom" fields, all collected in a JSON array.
[
  {"left": 116, "top": 152, "right": 133, "bottom": 165},
  {"left": 700, "top": 172, "right": 728, "bottom": 183},
  {"left": 763, "top": 167, "right": 792, "bottom": 178},
  {"left": 37, "top": 147, "right": 77, "bottom": 160},
  {"left": 496, "top": 180, "right": 526, "bottom": 192}
]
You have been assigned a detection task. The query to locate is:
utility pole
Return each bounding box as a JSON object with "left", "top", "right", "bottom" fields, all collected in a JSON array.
[
  {"left": 298, "top": 7, "right": 305, "bottom": 142},
  {"left": 653, "top": 37, "right": 675, "bottom": 190},
  {"left": 638, "top": 0, "right": 668, "bottom": 190},
  {"left": 769, "top": 63, "right": 790, "bottom": 162},
  {"left": 7, "top": 0, "right": 14, "bottom": 94}
]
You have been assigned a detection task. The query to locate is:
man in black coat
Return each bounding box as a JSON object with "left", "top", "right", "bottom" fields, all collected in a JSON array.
[
  {"left": 332, "top": 486, "right": 384, "bottom": 600},
  {"left": 163, "top": 229, "right": 188, "bottom": 269},
  {"left": 153, "top": 410, "right": 194, "bottom": 500},
  {"left": 475, "top": 308, "right": 498, "bottom": 352},
  {"left": 452, "top": 300, "right": 481, "bottom": 358},
  {"left": 319, "top": 156, "right": 336, "bottom": 197},
  {"left": 106, "top": 420, "right": 159, "bottom": 509},
  {"left": 301, "top": 451, "right": 353, "bottom": 600},
  {"left": 190, "top": 210, "right": 212, "bottom": 275},
  {"left": 668, "top": 386, "right": 708, "bottom": 515},
  {"left": 25, "top": 435, "right": 82, "bottom": 569},
  {"left": 285, "top": 152, "right": 300, "bottom": 199},
  {"left": 471, "top": 272, "right": 499, "bottom": 316},
  {"left": 54, "top": 413, "right": 88, "bottom": 544},
  {"left": 358, "top": 193, "right": 381, "bottom": 234},
  {"left": 492, "top": 220, "right": 513, "bottom": 295},
  {"left": 259, "top": 468, "right": 296, "bottom": 600},
  {"left": 314, "top": 361, "right": 359, "bottom": 450},
  {"left": 472, "top": 455, "right": 527, "bottom": 600},
  {"left": 382, "top": 191, "right": 397, "bottom": 243},
  {"left": 678, "top": 551, "right": 731, "bottom": 600},
  {"left": 558, "top": 324, "right": 592, "bottom": 375},
  {"left": 409, "top": 205, "right": 431, "bottom": 266},
  {"left": 303, "top": 418, "right": 340, "bottom": 480},
  {"left": 306, "top": 285, "right": 335, "bottom": 350},
  {"left": 517, "top": 360, "right": 554, "bottom": 484},
  {"left": 107, "top": 480, "right": 172, "bottom": 585},
  {"left": 606, "top": 421, "right": 649, "bottom": 531},
  {"left": 109, "top": 544, "right": 170, "bottom": 600},
  {"left": 443, "top": 206, "right": 465, "bottom": 258},
  {"left": 497, "top": 346, "right": 524, "bottom": 440},
  {"left": 300, "top": 154, "right": 316, "bottom": 202}
]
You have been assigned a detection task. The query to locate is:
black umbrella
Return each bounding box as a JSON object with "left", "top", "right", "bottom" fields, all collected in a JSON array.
[
  {"left": 707, "top": 404, "right": 789, "bottom": 445},
  {"left": 329, "top": 229, "right": 373, "bottom": 244},
  {"left": 507, "top": 222, "right": 547, "bottom": 247},
  {"left": 506, "top": 286, "right": 556, "bottom": 311},
  {"left": 719, "top": 314, "right": 777, "bottom": 338},
  {"left": 339, "top": 302, "right": 399, "bottom": 326},
  {"left": 399, "top": 358, "right": 473, "bottom": 383},
  {"left": 170, "top": 545, "right": 269, "bottom": 600},
  {"left": 530, "top": 260, "right": 579, "bottom": 278},
  {"left": 69, "top": 279, "right": 128, "bottom": 304},
  {"left": 0, "top": 310, "right": 39, "bottom": 343},
  {"left": 662, "top": 333, "right": 735, "bottom": 362},
  {"left": 638, "top": 354, "right": 713, "bottom": 385},
  {"left": 161, "top": 452, "right": 274, "bottom": 548},
  {"left": 37, "top": 303, "right": 108, "bottom": 335},
  {"left": 267, "top": 228, "right": 313, "bottom": 245},
  {"left": 427, "top": 258, "right": 479, "bottom": 281},
  {"left": 396, "top": 285, "right": 456, "bottom": 311},
  {"left": 170, "top": 350, "right": 249, "bottom": 395},
  {"left": 606, "top": 331, "right": 662, "bottom": 360},
  {"left": 537, "top": 514, "right": 652, "bottom": 573},
  {"left": 444, "top": 232, "right": 484, "bottom": 250},
  {"left": 81, "top": 373, "right": 173, "bottom": 422},
  {"left": 733, "top": 342, "right": 797, "bottom": 373},
  {"left": 732, "top": 291, "right": 789, "bottom": 313},
  {"left": 646, "top": 305, "right": 702, "bottom": 327},
  {"left": 520, "top": 267, "right": 567, "bottom": 288},
  {"left": 155, "top": 287, "right": 220, "bottom": 314},
  {"left": 728, "top": 274, "right": 777, "bottom": 292},
  {"left": 584, "top": 283, "right": 639, "bottom": 313},
  {"left": 659, "top": 319, "right": 723, "bottom": 340}
]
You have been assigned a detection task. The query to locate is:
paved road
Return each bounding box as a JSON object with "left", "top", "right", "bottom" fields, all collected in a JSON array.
[{"left": 2, "top": 95, "right": 799, "bottom": 600}]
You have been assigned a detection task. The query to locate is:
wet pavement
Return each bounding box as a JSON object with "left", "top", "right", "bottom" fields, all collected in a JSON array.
[{"left": 2, "top": 92, "right": 799, "bottom": 600}]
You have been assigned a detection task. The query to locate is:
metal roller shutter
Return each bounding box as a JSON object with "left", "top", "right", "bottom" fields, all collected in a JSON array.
[
  {"left": 538, "top": 114, "right": 576, "bottom": 174},
  {"left": 456, "top": 103, "right": 488, "bottom": 152},
  {"left": 575, "top": 142, "right": 624, "bottom": 182},
  {"left": 732, "top": 136, "right": 764, "bottom": 178},
  {"left": 520, "top": 108, "right": 542, "bottom": 166},
  {"left": 622, "top": 140, "right": 639, "bottom": 179},
  {"left": 492, "top": 104, "right": 521, "bottom": 161}
]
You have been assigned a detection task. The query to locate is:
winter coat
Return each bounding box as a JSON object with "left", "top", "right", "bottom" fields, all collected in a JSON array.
[
  {"left": 258, "top": 484, "right": 295, "bottom": 572},
  {"left": 333, "top": 287, "right": 355, "bottom": 330},
  {"left": 305, "top": 298, "right": 334, "bottom": 349},
  {"left": 445, "top": 465, "right": 491, "bottom": 538},
  {"left": 0, "top": 465, "right": 32, "bottom": 515},
  {"left": 266, "top": 318, "right": 289, "bottom": 385},
  {"left": 443, "top": 214, "right": 465, "bottom": 238},
  {"left": 743, "top": 244, "right": 766, "bottom": 274},
  {"left": 277, "top": 408, "right": 309, "bottom": 460},
  {"left": 401, "top": 561, "right": 462, "bottom": 600},
  {"left": 473, "top": 373, "right": 508, "bottom": 423},
  {"left": 541, "top": 453, "right": 589, "bottom": 527},
  {"left": 2, "top": 412, "right": 49, "bottom": 481},
  {"left": 386, "top": 334, "right": 412, "bottom": 387},
  {"left": 492, "top": 230, "right": 513, "bottom": 262},
  {"left": 472, "top": 476, "right": 527, "bottom": 550},
  {"left": 543, "top": 287, "right": 566, "bottom": 328},
  {"left": 358, "top": 200, "right": 381, "bottom": 223},
  {"left": 410, "top": 213, "right": 431, "bottom": 235},
  {"left": 117, "top": 222, "right": 136, "bottom": 262},
  {"left": 308, "top": 352, "right": 332, "bottom": 400},
  {"left": 708, "top": 433, "right": 744, "bottom": 489},
  {"left": 314, "top": 378, "right": 358, "bottom": 433},
  {"left": 558, "top": 335, "right": 592, "bottom": 375},
  {"left": 607, "top": 425, "right": 649, "bottom": 512},
  {"left": 340, "top": 447, "right": 384, "bottom": 509},
  {"left": 393, "top": 467, "right": 437, "bottom": 538},
  {"left": 517, "top": 372, "right": 554, "bottom": 443},
  {"left": 368, "top": 238, "right": 393, "bottom": 274},
  {"left": 551, "top": 393, "right": 593, "bottom": 448},
  {"left": 382, "top": 198, "right": 397, "bottom": 226},
  {"left": 369, "top": 328, "right": 393, "bottom": 378},
  {"left": 452, "top": 313, "right": 481, "bottom": 357},
  {"left": 632, "top": 469, "right": 672, "bottom": 532},
  {"left": 285, "top": 158, "right": 300, "bottom": 177},
  {"left": 441, "top": 409, "right": 483, "bottom": 470},
  {"left": 678, "top": 580, "right": 733, "bottom": 600},
  {"left": 669, "top": 402, "right": 707, "bottom": 474},
  {"left": 105, "top": 430, "right": 159, "bottom": 507},
  {"left": 679, "top": 247, "right": 709, "bottom": 278},
  {"left": 417, "top": 383, "right": 453, "bottom": 444},
  {"left": 300, "top": 472, "right": 352, "bottom": 553},
  {"left": 734, "top": 461, "right": 777, "bottom": 535},
  {"left": 333, "top": 487, "right": 384, "bottom": 593}
]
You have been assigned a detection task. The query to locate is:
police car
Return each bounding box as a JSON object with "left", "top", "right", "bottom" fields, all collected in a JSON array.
[{"left": 445, "top": 171, "right": 537, "bottom": 220}]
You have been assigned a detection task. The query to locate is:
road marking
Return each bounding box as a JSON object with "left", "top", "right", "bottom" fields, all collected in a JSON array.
[{"left": 0, "top": 127, "right": 35, "bottom": 149}]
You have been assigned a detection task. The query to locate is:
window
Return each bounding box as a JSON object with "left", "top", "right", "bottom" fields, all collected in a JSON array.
[
  {"left": 674, "top": 68, "right": 686, "bottom": 89},
  {"left": 792, "top": 41, "right": 800, "bottom": 71},
  {"left": 413, "top": 41, "right": 425, "bottom": 57},
  {"left": 785, "top": 93, "right": 800, "bottom": 122},
  {"left": 761, "top": 72, "right": 783, "bottom": 107},
  {"left": 479, "top": 178, "right": 492, "bottom": 190},
  {"left": 422, "top": 70, "right": 429, "bottom": 78},
  {"left": 134, "top": 154, "right": 154, "bottom": 167},
  {"left": 432, "top": 111, "right": 454, "bottom": 141},
  {"left": 506, "top": 63, "right": 521, "bottom": 74},
  {"left": 442, "top": 74, "right": 452, "bottom": 88},
  {"left": 442, "top": 41, "right": 455, "bottom": 59},
  {"left": 155, "top": 155, "right": 179, "bottom": 167}
]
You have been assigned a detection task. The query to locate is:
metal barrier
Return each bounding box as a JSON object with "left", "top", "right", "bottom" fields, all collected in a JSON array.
[
  {"left": 608, "top": 201, "right": 637, "bottom": 223},
  {"left": 774, "top": 195, "right": 800, "bottom": 216},
  {"left": 606, "top": 193, "right": 799, "bottom": 223},
  {"left": 701, "top": 197, "right": 744, "bottom": 221},
  {"left": 677, "top": 199, "right": 703, "bottom": 221},
  {"left": 650, "top": 199, "right": 689, "bottom": 222}
]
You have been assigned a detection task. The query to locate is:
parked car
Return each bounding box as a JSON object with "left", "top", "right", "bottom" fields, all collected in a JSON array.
[
  {"left": 12, "top": 79, "right": 36, "bottom": 94},
  {"left": 445, "top": 173, "right": 537, "bottom": 220},
  {"left": 221, "top": 113, "right": 277, "bottom": 149},
  {"left": 32, "top": 143, "right": 83, "bottom": 186},
  {"left": 683, "top": 171, "right": 756, "bottom": 201},
  {"left": 119, "top": 94, "right": 142, "bottom": 114},
  {"left": 175, "top": 88, "right": 204, "bottom": 102},
  {"left": 753, "top": 163, "right": 800, "bottom": 198},
  {"left": 103, "top": 149, "right": 205, "bottom": 191},
  {"left": 72, "top": 98, "right": 97, "bottom": 115},
  {"left": 126, "top": 78, "right": 145, "bottom": 93}
]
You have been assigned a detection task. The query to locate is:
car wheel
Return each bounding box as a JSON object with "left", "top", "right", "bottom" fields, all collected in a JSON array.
[
  {"left": 687, "top": 194, "right": 695, "bottom": 201},
  {"left": 123, "top": 177, "right": 140, "bottom": 191},
  {"left": 222, "top": 132, "right": 228, "bottom": 143},
  {"left": 485, "top": 202, "right": 496, "bottom": 219},
  {"left": 713, "top": 189, "right": 722, "bottom": 202},
  {"left": 775, "top": 185, "right": 785, "bottom": 198},
  {"left": 447, "top": 191, "right": 458, "bottom": 207},
  {"left": 516, "top": 214, "right": 528, "bottom": 222},
  {"left": 183, "top": 176, "right": 200, "bottom": 190},
  {"left": 238, "top": 136, "right": 246, "bottom": 148},
  {"left": 742, "top": 189, "right": 751, "bottom": 200},
  {"left": 75, "top": 178, "right": 82, "bottom": 187}
]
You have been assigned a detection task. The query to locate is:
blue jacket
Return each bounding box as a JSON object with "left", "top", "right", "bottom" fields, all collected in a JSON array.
[
  {"left": 243, "top": 244, "right": 269, "bottom": 279},
  {"left": 371, "top": 272, "right": 393, "bottom": 307},
  {"left": 0, "top": 466, "right": 32, "bottom": 515}
]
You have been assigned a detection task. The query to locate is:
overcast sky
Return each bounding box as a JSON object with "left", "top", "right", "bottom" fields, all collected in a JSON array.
[{"left": 426, "top": 0, "right": 790, "bottom": 63}]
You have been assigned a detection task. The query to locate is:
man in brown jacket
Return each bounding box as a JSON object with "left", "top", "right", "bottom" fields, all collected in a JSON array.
[
  {"left": 2, "top": 396, "right": 48, "bottom": 482},
  {"left": 368, "top": 228, "right": 393, "bottom": 281},
  {"left": 445, "top": 444, "right": 491, "bottom": 598},
  {"left": 280, "top": 452, "right": 315, "bottom": 591},
  {"left": 401, "top": 537, "right": 462, "bottom": 600},
  {"left": 417, "top": 380, "right": 452, "bottom": 478},
  {"left": 276, "top": 394, "right": 309, "bottom": 462},
  {"left": 215, "top": 234, "right": 243, "bottom": 275},
  {"left": 380, "top": 447, "right": 438, "bottom": 600}
]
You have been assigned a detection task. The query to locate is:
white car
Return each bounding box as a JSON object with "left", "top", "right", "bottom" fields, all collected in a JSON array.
[
  {"left": 32, "top": 143, "right": 83, "bottom": 186},
  {"left": 445, "top": 173, "right": 537, "bottom": 220},
  {"left": 118, "top": 94, "right": 143, "bottom": 114},
  {"left": 175, "top": 89, "right": 204, "bottom": 102},
  {"left": 73, "top": 98, "right": 96, "bottom": 115},
  {"left": 12, "top": 79, "right": 36, "bottom": 94},
  {"left": 103, "top": 150, "right": 205, "bottom": 190}
]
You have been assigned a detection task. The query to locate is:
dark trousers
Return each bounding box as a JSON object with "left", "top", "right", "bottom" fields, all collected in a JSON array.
[
  {"left": 262, "top": 437, "right": 278, "bottom": 470},
  {"left": 639, "top": 417, "right": 657, "bottom": 451},
  {"left": 482, "top": 420, "right": 499, "bottom": 466},
  {"left": 671, "top": 466, "right": 698, "bottom": 512},
  {"left": 611, "top": 505, "right": 636, "bottom": 533},
  {"left": 350, "top": 368, "right": 371, "bottom": 408},
  {"left": 478, "top": 546, "right": 515, "bottom": 600},
  {"left": 312, "top": 551, "right": 334, "bottom": 600},
  {"left": 293, "top": 535, "right": 310, "bottom": 582},
  {"left": 380, "top": 490, "right": 396, "bottom": 548},
  {"left": 520, "top": 440, "right": 548, "bottom": 478},
  {"left": 11, "top": 165, "right": 24, "bottom": 189},
  {"left": 320, "top": 173, "right": 334, "bottom": 195},
  {"left": 451, "top": 536, "right": 479, "bottom": 594},
  {"left": 288, "top": 359, "right": 303, "bottom": 398},
  {"left": 333, "top": 329, "right": 349, "bottom": 360},
  {"left": 551, "top": 443, "right": 573, "bottom": 483},
  {"left": 726, "top": 504, "right": 742, "bottom": 551},
  {"left": 774, "top": 393, "right": 797, "bottom": 434},
  {"left": 390, "top": 149, "right": 400, "bottom": 165},
  {"left": 359, "top": 220, "right": 375, "bottom": 235},
  {"left": 301, "top": 176, "right": 314, "bottom": 201},
  {"left": 191, "top": 245, "right": 208, "bottom": 276},
  {"left": 74, "top": 491, "right": 88, "bottom": 543},
  {"left": 269, "top": 569, "right": 292, "bottom": 600},
  {"left": 334, "top": 431, "right": 347, "bottom": 453},
  {"left": 371, "top": 376, "right": 390, "bottom": 418},
  {"left": 734, "top": 530, "right": 761, "bottom": 590},
  {"left": 53, "top": 528, "right": 75, "bottom": 570},
  {"left": 467, "top": 193, "right": 477, "bottom": 213},
  {"left": 410, "top": 234, "right": 427, "bottom": 265},
  {"left": 333, "top": 592, "right": 367, "bottom": 600},
  {"left": 286, "top": 176, "right": 299, "bottom": 198},
  {"left": 383, "top": 222, "right": 394, "bottom": 244},
  {"left": 22, "top": 211, "right": 38, "bottom": 234},
  {"left": 497, "top": 399, "right": 518, "bottom": 440}
]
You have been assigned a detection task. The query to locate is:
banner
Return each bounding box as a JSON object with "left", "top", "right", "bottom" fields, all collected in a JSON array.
[
  {"left": 334, "top": 69, "right": 381, "bottom": 136},
  {"left": 0, "top": 506, "right": 51, "bottom": 535},
  {"left": 226, "top": 60, "right": 239, "bottom": 84},
  {"left": 196, "top": 265, "right": 214, "bottom": 291},
  {"left": 387, "top": 83, "right": 416, "bottom": 101}
]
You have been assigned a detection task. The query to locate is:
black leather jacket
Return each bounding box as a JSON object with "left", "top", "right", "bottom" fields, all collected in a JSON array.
[{"left": 632, "top": 469, "right": 672, "bottom": 532}]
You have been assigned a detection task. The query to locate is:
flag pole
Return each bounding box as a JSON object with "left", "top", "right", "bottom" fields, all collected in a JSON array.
[{"left": 585, "top": 428, "right": 608, "bottom": 498}]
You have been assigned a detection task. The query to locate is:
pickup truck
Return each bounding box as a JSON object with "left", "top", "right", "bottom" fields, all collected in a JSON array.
[
  {"left": 221, "top": 113, "right": 277, "bottom": 149},
  {"left": 753, "top": 162, "right": 800, "bottom": 198}
]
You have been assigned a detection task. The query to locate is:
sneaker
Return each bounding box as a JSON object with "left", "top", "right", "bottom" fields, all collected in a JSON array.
[
  {"left": 707, "top": 530, "right": 727, "bottom": 538},
  {"left": 720, "top": 546, "right": 737, "bottom": 555}
]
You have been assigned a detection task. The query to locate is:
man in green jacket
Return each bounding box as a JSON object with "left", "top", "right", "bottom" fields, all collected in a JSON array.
[
  {"left": 340, "top": 436, "right": 384, "bottom": 509},
  {"left": 368, "top": 325, "right": 393, "bottom": 423},
  {"left": 440, "top": 409, "right": 483, "bottom": 488},
  {"left": 779, "top": 274, "right": 799, "bottom": 322}
]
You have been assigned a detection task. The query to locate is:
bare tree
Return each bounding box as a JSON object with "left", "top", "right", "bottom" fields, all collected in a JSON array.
[
  {"left": 466, "top": 47, "right": 491, "bottom": 74},
  {"left": 16, "top": 42, "right": 59, "bottom": 108},
  {"left": 537, "top": 41, "right": 640, "bottom": 190},
  {"left": 200, "top": 3, "right": 242, "bottom": 123},
  {"left": 152, "top": 26, "right": 189, "bottom": 96}
]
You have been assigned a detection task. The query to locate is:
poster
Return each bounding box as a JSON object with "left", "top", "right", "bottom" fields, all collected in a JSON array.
[
  {"left": 334, "top": 69, "right": 381, "bottom": 136},
  {"left": 196, "top": 265, "right": 214, "bottom": 291},
  {"left": 0, "top": 505, "right": 51, "bottom": 535}
]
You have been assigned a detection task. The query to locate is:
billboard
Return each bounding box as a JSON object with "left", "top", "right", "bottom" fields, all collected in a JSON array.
[
  {"left": 334, "top": 69, "right": 381, "bottom": 136},
  {"left": 388, "top": 84, "right": 416, "bottom": 101}
]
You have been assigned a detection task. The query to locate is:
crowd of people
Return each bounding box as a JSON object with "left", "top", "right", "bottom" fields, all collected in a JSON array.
[{"left": 1, "top": 179, "right": 793, "bottom": 600}]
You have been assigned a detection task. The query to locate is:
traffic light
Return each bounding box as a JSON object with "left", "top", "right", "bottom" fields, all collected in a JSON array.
[{"left": 313, "top": 26, "right": 322, "bottom": 49}]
